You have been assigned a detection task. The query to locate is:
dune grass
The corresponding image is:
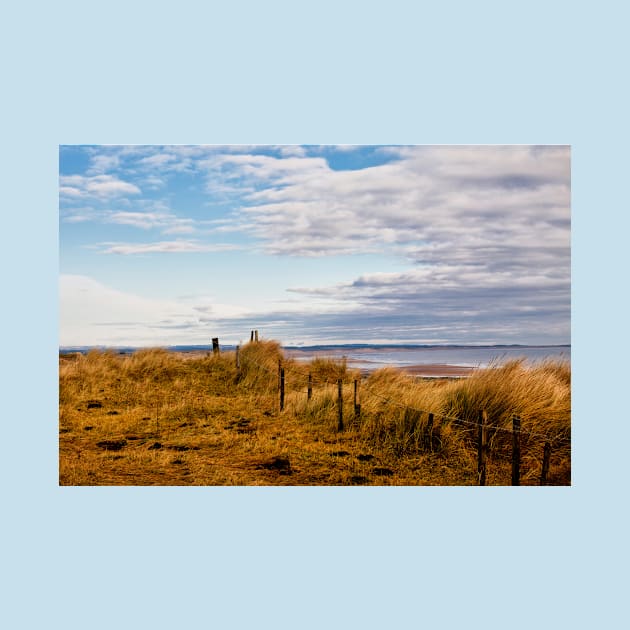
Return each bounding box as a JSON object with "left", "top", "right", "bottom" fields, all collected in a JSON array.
[{"left": 59, "top": 340, "right": 570, "bottom": 486}]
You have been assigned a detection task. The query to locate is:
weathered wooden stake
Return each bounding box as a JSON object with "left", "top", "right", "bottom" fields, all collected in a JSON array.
[
  {"left": 512, "top": 414, "right": 521, "bottom": 486},
  {"left": 540, "top": 441, "right": 551, "bottom": 485},
  {"left": 280, "top": 367, "right": 285, "bottom": 411},
  {"left": 250, "top": 330, "right": 254, "bottom": 342},
  {"left": 254, "top": 330, "right": 259, "bottom": 342},
  {"left": 426, "top": 412, "right": 434, "bottom": 451},
  {"left": 353, "top": 379, "right": 359, "bottom": 417},
  {"left": 405, "top": 408, "right": 419, "bottom": 449},
  {"left": 212, "top": 337, "right": 220, "bottom": 354},
  {"left": 307, "top": 373, "right": 312, "bottom": 401},
  {"left": 477, "top": 410, "right": 487, "bottom": 486},
  {"left": 278, "top": 359, "right": 282, "bottom": 391},
  {"left": 337, "top": 378, "right": 344, "bottom": 431},
  {"left": 235, "top": 345, "right": 240, "bottom": 373}
]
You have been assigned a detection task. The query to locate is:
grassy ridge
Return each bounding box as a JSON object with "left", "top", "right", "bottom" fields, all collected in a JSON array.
[{"left": 59, "top": 340, "right": 570, "bottom": 485}]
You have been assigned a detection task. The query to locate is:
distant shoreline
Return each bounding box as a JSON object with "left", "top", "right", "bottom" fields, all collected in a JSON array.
[{"left": 59, "top": 343, "right": 571, "bottom": 354}]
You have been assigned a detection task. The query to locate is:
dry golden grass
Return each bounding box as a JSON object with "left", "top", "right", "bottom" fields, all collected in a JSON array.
[{"left": 59, "top": 341, "right": 570, "bottom": 486}]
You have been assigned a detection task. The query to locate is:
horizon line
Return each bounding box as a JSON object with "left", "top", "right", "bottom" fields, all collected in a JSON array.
[{"left": 59, "top": 342, "right": 572, "bottom": 351}]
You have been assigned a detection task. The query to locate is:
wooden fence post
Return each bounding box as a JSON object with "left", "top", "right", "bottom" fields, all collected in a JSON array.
[
  {"left": 280, "top": 367, "right": 285, "bottom": 411},
  {"left": 212, "top": 337, "right": 219, "bottom": 354},
  {"left": 477, "top": 410, "right": 487, "bottom": 485},
  {"left": 540, "top": 441, "right": 551, "bottom": 485},
  {"left": 307, "top": 373, "right": 312, "bottom": 401},
  {"left": 425, "top": 412, "right": 434, "bottom": 451},
  {"left": 255, "top": 330, "right": 259, "bottom": 342},
  {"left": 235, "top": 345, "right": 240, "bottom": 374},
  {"left": 250, "top": 330, "right": 254, "bottom": 342},
  {"left": 337, "top": 379, "right": 344, "bottom": 431},
  {"left": 512, "top": 414, "right": 521, "bottom": 486},
  {"left": 353, "top": 379, "right": 359, "bottom": 417}
]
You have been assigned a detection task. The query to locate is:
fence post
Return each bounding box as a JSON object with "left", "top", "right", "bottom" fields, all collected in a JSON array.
[
  {"left": 278, "top": 359, "right": 282, "bottom": 392},
  {"left": 307, "top": 373, "right": 312, "bottom": 401},
  {"left": 255, "top": 330, "right": 259, "bottom": 342},
  {"left": 477, "top": 410, "right": 487, "bottom": 486},
  {"left": 540, "top": 441, "right": 551, "bottom": 485},
  {"left": 425, "top": 412, "right": 434, "bottom": 451},
  {"left": 250, "top": 330, "right": 254, "bottom": 342},
  {"left": 212, "top": 337, "right": 219, "bottom": 354},
  {"left": 353, "top": 379, "right": 359, "bottom": 417},
  {"left": 512, "top": 414, "right": 521, "bottom": 486},
  {"left": 235, "top": 345, "right": 240, "bottom": 375},
  {"left": 280, "top": 367, "right": 285, "bottom": 411},
  {"left": 337, "top": 379, "right": 344, "bottom": 431}
]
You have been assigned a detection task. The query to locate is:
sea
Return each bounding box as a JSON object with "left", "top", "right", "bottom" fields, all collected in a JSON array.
[
  {"left": 60, "top": 343, "right": 570, "bottom": 372},
  {"left": 283, "top": 344, "right": 570, "bottom": 370}
]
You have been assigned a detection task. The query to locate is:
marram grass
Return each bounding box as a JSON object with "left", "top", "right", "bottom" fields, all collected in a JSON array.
[{"left": 59, "top": 341, "right": 570, "bottom": 486}]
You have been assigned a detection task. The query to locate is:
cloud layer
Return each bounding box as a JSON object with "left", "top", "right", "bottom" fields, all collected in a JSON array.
[{"left": 59, "top": 145, "right": 570, "bottom": 345}]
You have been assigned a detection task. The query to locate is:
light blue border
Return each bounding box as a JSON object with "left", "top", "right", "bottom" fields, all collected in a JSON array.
[{"left": 3, "top": 1, "right": 628, "bottom": 629}]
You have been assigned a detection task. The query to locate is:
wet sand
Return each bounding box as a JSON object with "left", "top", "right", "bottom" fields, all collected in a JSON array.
[
  {"left": 349, "top": 362, "right": 475, "bottom": 378},
  {"left": 399, "top": 364, "right": 475, "bottom": 378}
]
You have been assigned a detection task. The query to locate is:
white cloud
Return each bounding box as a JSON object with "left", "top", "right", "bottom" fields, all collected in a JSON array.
[
  {"left": 60, "top": 206, "right": 98, "bottom": 223},
  {"left": 87, "top": 154, "right": 121, "bottom": 174},
  {"left": 60, "top": 174, "right": 141, "bottom": 198},
  {"left": 59, "top": 274, "right": 251, "bottom": 346},
  {"left": 199, "top": 148, "right": 571, "bottom": 314},
  {"left": 277, "top": 145, "right": 308, "bottom": 157},
  {"left": 62, "top": 213, "right": 92, "bottom": 223},
  {"left": 105, "top": 211, "right": 173, "bottom": 229},
  {"left": 59, "top": 186, "right": 84, "bottom": 198},
  {"left": 96, "top": 240, "right": 242, "bottom": 255},
  {"left": 61, "top": 205, "right": 199, "bottom": 236},
  {"left": 60, "top": 274, "right": 182, "bottom": 346},
  {"left": 103, "top": 210, "right": 196, "bottom": 234},
  {"left": 142, "top": 175, "right": 166, "bottom": 189},
  {"left": 162, "top": 223, "right": 196, "bottom": 235},
  {"left": 138, "top": 153, "right": 177, "bottom": 167}
]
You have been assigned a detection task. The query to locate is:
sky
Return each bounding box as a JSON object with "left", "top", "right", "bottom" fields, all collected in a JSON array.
[{"left": 59, "top": 145, "right": 570, "bottom": 347}]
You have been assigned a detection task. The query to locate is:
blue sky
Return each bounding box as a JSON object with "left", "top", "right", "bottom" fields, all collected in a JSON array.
[{"left": 59, "top": 145, "right": 570, "bottom": 347}]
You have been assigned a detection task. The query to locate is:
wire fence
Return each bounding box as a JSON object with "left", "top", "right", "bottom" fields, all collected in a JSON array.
[
  {"left": 240, "top": 348, "right": 565, "bottom": 442},
  {"left": 234, "top": 341, "right": 569, "bottom": 485}
]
